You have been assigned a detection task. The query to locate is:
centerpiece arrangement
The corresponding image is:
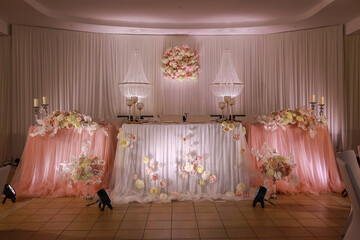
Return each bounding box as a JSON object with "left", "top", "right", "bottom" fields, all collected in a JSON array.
[
  {"left": 30, "top": 110, "right": 107, "bottom": 137},
  {"left": 257, "top": 106, "right": 327, "bottom": 138},
  {"left": 161, "top": 45, "right": 199, "bottom": 81},
  {"left": 251, "top": 142, "right": 299, "bottom": 200},
  {"left": 56, "top": 140, "right": 105, "bottom": 199}
]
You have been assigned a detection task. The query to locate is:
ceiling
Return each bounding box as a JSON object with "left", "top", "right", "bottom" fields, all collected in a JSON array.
[{"left": 1, "top": 0, "right": 360, "bottom": 36}]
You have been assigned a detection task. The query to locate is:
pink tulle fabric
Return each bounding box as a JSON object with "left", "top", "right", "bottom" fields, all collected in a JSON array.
[
  {"left": 244, "top": 123, "right": 343, "bottom": 194},
  {"left": 11, "top": 123, "right": 118, "bottom": 199}
]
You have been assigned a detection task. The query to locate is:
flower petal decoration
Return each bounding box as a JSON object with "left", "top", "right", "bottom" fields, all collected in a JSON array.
[{"left": 161, "top": 45, "right": 199, "bottom": 82}]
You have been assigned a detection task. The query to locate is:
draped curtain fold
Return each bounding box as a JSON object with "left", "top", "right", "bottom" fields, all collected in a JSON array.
[
  {"left": 10, "top": 25, "right": 345, "bottom": 158},
  {"left": 344, "top": 35, "right": 360, "bottom": 152},
  {"left": 0, "top": 36, "right": 11, "bottom": 165}
]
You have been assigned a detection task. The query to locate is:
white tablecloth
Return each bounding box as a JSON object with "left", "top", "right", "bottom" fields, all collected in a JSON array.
[{"left": 110, "top": 123, "right": 257, "bottom": 203}]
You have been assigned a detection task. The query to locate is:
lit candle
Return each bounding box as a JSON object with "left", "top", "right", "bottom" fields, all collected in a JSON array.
[
  {"left": 34, "top": 98, "right": 39, "bottom": 107},
  {"left": 311, "top": 94, "right": 315, "bottom": 103},
  {"left": 320, "top": 96, "right": 324, "bottom": 105},
  {"left": 42, "top": 96, "right": 48, "bottom": 105}
]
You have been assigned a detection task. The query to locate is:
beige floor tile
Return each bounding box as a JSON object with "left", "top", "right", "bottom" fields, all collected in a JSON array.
[
  {"left": 273, "top": 218, "right": 302, "bottom": 227},
  {"left": 92, "top": 221, "right": 121, "bottom": 231},
  {"left": 66, "top": 221, "right": 95, "bottom": 231},
  {"left": 127, "top": 207, "right": 150, "bottom": 214},
  {"left": 143, "top": 229, "right": 171, "bottom": 239},
  {"left": 43, "top": 202, "right": 68, "bottom": 209},
  {"left": 149, "top": 207, "right": 171, "bottom": 214},
  {"left": 241, "top": 211, "right": 269, "bottom": 220},
  {"left": 172, "top": 229, "right": 199, "bottom": 239},
  {"left": 226, "top": 228, "right": 256, "bottom": 239},
  {"left": 194, "top": 201, "right": 215, "bottom": 207},
  {"left": 266, "top": 211, "right": 293, "bottom": 219},
  {"left": 172, "top": 220, "right": 197, "bottom": 229},
  {"left": 1, "top": 231, "right": 35, "bottom": 240},
  {"left": 85, "top": 230, "right": 117, "bottom": 240},
  {"left": 40, "top": 222, "right": 71, "bottom": 231},
  {"left": 146, "top": 220, "right": 171, "bottom": 229},
  {"left": 0, "top": 215, "right": 28, "bottom": 223},
  {"left": 35, "top": 208, "right": 61, "bottom": 215},
  {"left": 172, "top": 213, "right": 196, "bottom": 220},
  {"left": 198, "top": 228, "right": 228, "bottom": 239},
  {"left": 147, "top": 213, "right": 171, "bottom": 221},
  {"left": 219, "top": 211, "right": 244, "bottom": 220},
  {"left": 16, "top": 222, "right": 45, "bottom": 231},
  {"left": 80, "top": 208, "right": 104, "bottom": 215},
  {"left": 197, "top": 219, "right": 224, "bottom": 228},
  {"left": 123, "top": 213, "right": 148, "bottom": 221},
  {"left": 74, "top": 214, "right": 100, "bottom": 222},
  {"left": 0, "top": 223, "right": 20, "bottom": 231},
  {"left": 172, "top": 206, "right": 195, "bottom": 213},
  {"left": 279, "top": 226, "right": 313, "bottom": 237},
  {"left": 306, "top": 226, "right": 341, "bottom": 237},
  {"left": 321, "top": 218, "right": 347, "bottom": 227},
  {"left": 28, "top": 230, "right": 61, "bottom": 240},
  {"left": 172, "top": 202, "right": 193, "bottom": 207},
  {"left": 252, "top": 227, "right": 285, "bottom": 238},
  {"left": 247, "top": 219, "right": 275, "bottom": 227},
  {"left": 24, "top": 214, "right": 53, "bottom": 222},
  {"left": 215, "top": 201, "right": 236, "bottom": 207},
  {"left": 11, "top": 208, "right": 39, "bottom": 216},
  {"left": 49, "top": 214, "right": 78, "bottom": 222},
  {"left": 195, "top": 212, "right": 220, "bottom": 220},
  {"left": 222, "top": 219, "right": 250, "bottom": 228},
  {"left": 57, "top": 230, "right": 89, "bottom": 240},
  {"left": 297, "top": 218, "right": 328, "bottom": 227},
  {"left": 216, "top": 206, "right": 240, "bottom": 213},
  {"left": 304, "top": 205, "right": 329, "bottom": 212},
  {"left": 288, "top": 211, "right": 317, "bottom": 219},
  {"left": 194, "top": 207, "right": 217, "bottom": 213},
  {"left": 97, "top": 213, "right": 124, "bottom": 222},
  {"left": 119, "top": 221, "right": 146, "bottom": 229},
  {"left": 58, "top": 208, "right": 84, "bottom": 215},
  {"left": 115, "top": 229, "right": 144, "bottom": 239}
]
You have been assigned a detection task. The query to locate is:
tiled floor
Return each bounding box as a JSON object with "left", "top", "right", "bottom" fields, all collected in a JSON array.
[{"left": 0, "top": 194, "right": 350, "bottom": 240}]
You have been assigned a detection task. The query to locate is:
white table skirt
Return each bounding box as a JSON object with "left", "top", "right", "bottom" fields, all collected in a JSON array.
[{"left": 110, "top": 123, "right": 257, "bottom": 203}]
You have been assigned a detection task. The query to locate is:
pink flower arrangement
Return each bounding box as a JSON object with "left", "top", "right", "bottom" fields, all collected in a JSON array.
[
  {"left": 152, "top": 174, "right": 158, "bottom": 181},
  {"left": 252, "top": 142, "right": 299, "bottom": 186},
  {"left": 161, "top": 45, "right": 199, "bottom": 82},
  {"left": 159, "top": 179, "right": 167, "bottom": 188}
]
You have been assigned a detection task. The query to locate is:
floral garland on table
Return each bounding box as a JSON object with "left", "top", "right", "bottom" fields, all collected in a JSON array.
[
  {"left": 161, "top": 45, "right": 199, "bottom": 81},
  {"left": 256, "top": 106, "right": 328, "bottom": 138},
  {"left": 30, "top": 110, "right": 108, "bottom": 137},
  {"left": 56, "top": 140, "right": 105, "bottom": 186},
  {"left": 251, "top": 142, "right": 299, "bottom": 187}
]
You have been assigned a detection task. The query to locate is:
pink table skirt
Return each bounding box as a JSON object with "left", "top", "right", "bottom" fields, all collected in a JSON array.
[
  {"left": 244, "top": 123, "right": 343, "bottom": 194},
  {"left": 11, "top": 123, "right": 118, "bottom": 198}
]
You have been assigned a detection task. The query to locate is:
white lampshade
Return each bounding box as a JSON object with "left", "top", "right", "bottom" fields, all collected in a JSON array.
[
  {"left": 119, "top": 50, "right": 152, "bottom": 98},
  {"left": 211, "top": 50, "right": 244, "bottom": 97}
]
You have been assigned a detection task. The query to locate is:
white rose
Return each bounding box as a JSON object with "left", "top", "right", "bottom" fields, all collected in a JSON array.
[
  {"left": 225, "top": 191, "right": 235, "bottom": 197},
  {"left": 159, "top": 193, "right": 168, "bottom": 200},
  {"left": 201, "top": 171, "right": 210, "bottom": 180},
  {"left": 236, "top": 183, "right": 245, "bottom": 192},
  {"left": 184, "top": 162, "right": 193, "bottom": 172}
]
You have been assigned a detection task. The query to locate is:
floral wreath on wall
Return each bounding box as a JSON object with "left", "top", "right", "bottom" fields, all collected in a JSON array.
[{"left": 161, "top": 45, "right": 199, "bottom": 82}]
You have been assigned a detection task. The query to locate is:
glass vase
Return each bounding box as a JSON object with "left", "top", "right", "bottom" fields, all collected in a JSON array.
[{"left": 85, "top": 181, "right": 92, "bottom": 200}]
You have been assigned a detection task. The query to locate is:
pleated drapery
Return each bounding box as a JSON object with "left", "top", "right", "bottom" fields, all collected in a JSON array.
[
  {"left": 0, "top": 36, "right": 11, "bottom": 165},
  {"left": 10, "top": 25, "right": 345, "bottom": 158},
  {"left": 344, "top": 35, "right": 360, "bottom": 152}
]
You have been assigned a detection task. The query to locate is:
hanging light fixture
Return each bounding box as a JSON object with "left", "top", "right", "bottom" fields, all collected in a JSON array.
[
  {"left": 118, "top": 50, "right": 152, "bottom": 99},
  {"left": 210, "top": 50, "right": 244, "bottom": 98}
]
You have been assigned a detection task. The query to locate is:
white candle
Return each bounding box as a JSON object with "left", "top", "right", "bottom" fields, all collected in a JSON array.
[
  {"left": 320, "top": 96, "right": 324, "bottom": 105},
  {"left": 34, "top": 98, "right": 39, "bottom": 107},
  {"left": 42, "top": 96, "right": 47, "bottom": 105},
  {"left": 311, "top": 94, "right": 315, "bottom": 103}
]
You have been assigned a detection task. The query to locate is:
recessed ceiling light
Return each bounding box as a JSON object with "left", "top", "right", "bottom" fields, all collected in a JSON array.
[
  {"left": 131, "top": 29, "right": 142, "bottom": 32},
  {"left": 221, "top": 29, "right": 231, "bottom": 32}
]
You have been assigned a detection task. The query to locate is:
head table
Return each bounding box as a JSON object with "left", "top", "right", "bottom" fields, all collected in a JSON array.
[
  {"left": 11, "top": 123, "right": 118, "bottom": 198},
  {"left": 110, "top": 123, "right": 258, "bottom": 203},
  {"left": 244, "top": 122, "right": 343, "bottom": 194}
]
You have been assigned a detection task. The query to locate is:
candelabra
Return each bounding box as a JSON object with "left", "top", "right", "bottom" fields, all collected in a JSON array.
[
  {"left": 319, "top": 104, "right": 325, "bottom": 117},
  {"left": 309, "top": 101, "right": 317, "bottom": 115},
  {"left": 33, "top": 106, "right": 40, "bottom": 125},
  {"left": 41, "top": 103, "right": 49, "bottom": 117}
]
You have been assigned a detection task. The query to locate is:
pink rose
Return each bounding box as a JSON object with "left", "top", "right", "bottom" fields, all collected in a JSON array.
[
  {"left": 132, "top": 135, "right": 137, "bottom": 141},
  {"left": 152, "top": 174, "right": 158, "bottom": 181},
  {"left": 145, "top": 167, "right": 153, "bottom": 175},
  {"left": 209, "top": 175, "right": 216, "bottom": 183},
  {"left": 159, "top": 179, "right": 167, "bottom": 188},
  {"left": 197, "top": 156, "right": 202, "bottom": 162},
  {"left": 190, "top": 170, "right": 197, "bottom": 176},
  {"left": 76, "top": 167, "right": 83, "bottom": 175},
  {"left": 235, "top": 190, "right": 243, "bottom": 198},
  {"left": 170, "top": 192, "right": 179, "bottom": 199},
  {"left": 233, "top": 134, "right": 240, "bottom": 141}
]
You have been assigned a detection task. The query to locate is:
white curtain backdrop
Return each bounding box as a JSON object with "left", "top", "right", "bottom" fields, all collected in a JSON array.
[
  {"left": 0, "top": 36, "right": 11, "bottom": 165},
  {"left": 10, "top": 25, "right": 345, "bottom": 158},
  {"left": 344, "top": 35, "right": 360, "bottom": 152}
]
